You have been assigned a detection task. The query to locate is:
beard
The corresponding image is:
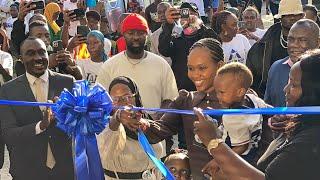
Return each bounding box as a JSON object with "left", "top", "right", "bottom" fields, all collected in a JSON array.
[{"left": 126, "top": 43, "right": 145, "bottom": 55}]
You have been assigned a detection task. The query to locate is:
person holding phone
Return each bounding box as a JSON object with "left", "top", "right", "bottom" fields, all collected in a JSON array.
[
  {"left": 97, "top": 76, "right": 164, "bottom": 180},
  {"left": 76, "top": 30, "right": 108, "bottom": 85},
  {"left": 158, "top": 2, "right": 218, "bottom": 92},
  {"left": 44, "top": 2, "right": 62, "bottom": 43}
]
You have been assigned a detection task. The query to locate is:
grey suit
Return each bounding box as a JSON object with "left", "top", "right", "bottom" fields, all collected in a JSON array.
[{"left": 0, "top": 71, "right": 75, "bottom": 180}]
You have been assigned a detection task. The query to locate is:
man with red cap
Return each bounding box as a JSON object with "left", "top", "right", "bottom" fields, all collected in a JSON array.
[{"left": 96, "top": 13, "right": 178, "bottom": 115}]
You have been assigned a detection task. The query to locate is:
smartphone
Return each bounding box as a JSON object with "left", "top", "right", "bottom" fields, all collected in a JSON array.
[
  {"left": 238, "top": 21, "right": 247, "bottom": 29},
  {"left": 180, "top": 8, "right": 190, "bottom": 19},
  {"left": 77, "top": 25, "right": 90, "bottom": 37},
  {"left": 52, "top": 40, "right": 63, "bottom": 53},
  {"left": 70, "top": 8, "right": 86, "bottom": 18},
  {"left": 28, "top": 0, "right": 45, "bottom": 10}
]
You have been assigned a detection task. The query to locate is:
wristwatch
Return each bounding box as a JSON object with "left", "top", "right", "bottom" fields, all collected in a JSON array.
[{"left": 207, "top": 138, "right": 224, "bottom": 155}]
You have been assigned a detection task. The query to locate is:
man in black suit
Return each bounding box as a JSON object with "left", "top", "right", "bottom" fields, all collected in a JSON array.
[{"left": 0, "top": 37, "right": 74, "bottom": 180}]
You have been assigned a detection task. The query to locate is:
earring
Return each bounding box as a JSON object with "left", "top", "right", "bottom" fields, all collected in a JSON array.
[{"left": 223, "top": 31, "right": 228, "bottom": 36}]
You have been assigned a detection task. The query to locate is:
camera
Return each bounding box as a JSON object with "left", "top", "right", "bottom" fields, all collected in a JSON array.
[
  {"left": 238, "top": 21, "right": 247, "bottom": 29},
  {"left": 70, "top": 8, "right": 85, "bottom": 19},
  {"left": 180, "top": 8, "right": 190, "bottom": 19},
  {"left": 52, "top": 40, "right": 63, "bottom": 53}
]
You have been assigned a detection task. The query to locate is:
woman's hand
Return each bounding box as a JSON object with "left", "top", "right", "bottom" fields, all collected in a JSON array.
[
  {"left": 116, "top": 108, "right": 144, "bottom": 132},
  {"left": 193, "top": 108, "right": 222, "bottom": 147},
  {"left": 63, "top": 10, "right": 77, "bottom": 25},
  {"left": 18, "top": 0, "right": 34, "bottom": 22},
  {"left": 165, "top": 7, "right": 181, "bottom": 24},
  {"left": 55, "top": 50, "right": 75, "bottom": 66},
  {"left": 67, "top": 35, "right": 87, "bottom": 51},
  {"left": 268, "top": 115, "right": 299, "bottom": 133}
]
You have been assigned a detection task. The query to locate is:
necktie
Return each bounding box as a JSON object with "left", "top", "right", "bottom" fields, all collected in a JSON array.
[{"left": 34, "top": 78, "right": 56, "bottom": 169}]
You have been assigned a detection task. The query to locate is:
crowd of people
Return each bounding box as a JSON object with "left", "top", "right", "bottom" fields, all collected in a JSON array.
[{"left": 0, "top": 0, "right": 320, "bottom": 180}]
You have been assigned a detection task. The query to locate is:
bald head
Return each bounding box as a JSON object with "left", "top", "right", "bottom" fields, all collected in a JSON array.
[
  {"left": 292, "top": 19, "right": 319, "bottom": 39},
  {"left": 288, "top": 19, "right": 320, "bottom": 63}
]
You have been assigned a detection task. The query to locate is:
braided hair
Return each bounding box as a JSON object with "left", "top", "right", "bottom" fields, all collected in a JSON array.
[
  {"left": 211, "top": 10, "right": 233, "bottom": 35},
  {"left": 190, "top": 38, "right": 224, "bottom": 63}
]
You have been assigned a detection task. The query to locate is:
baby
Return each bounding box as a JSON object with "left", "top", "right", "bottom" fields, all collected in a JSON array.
[{"left": 214, "top": 62, "right": 266, "bottom": 164}]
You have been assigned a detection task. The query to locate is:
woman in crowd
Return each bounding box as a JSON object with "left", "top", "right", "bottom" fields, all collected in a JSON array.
[
  {"left": 211, "top": 10, "right": 251, "bottom": 64},
  {"left": 44, "top": 2, "right": 62, "bottom": 43},
  {"left": 97, "top": 76, "right": 165, "bottom": 180},
  {"left": 117, "top": 38, "right": 224, "bottom": 179},
  {"left": 303, "top": 4, "right": 320, "bottom": 27},
  {"left": 194, "top": 49, "right": 320, "bottom": 180},
  {"left": 76, "top": 30, "right": 108, "bottom": 85}
]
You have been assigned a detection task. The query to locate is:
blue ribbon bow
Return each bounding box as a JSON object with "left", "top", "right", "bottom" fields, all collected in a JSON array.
[{"left": 52, "top": 80, "right": 112, "bottom": 180}]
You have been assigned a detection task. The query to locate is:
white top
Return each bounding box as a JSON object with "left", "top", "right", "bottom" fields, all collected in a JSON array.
[
  {"left": 0, "top": 50, "right": 13, "bottom": 77},
  {"left": 221, "top": 114, "right": 262, "bottom": 155},
  {"left": 63, "top": 0, "right": 80, "bottom": 36},
  {"left": 222, "top": 34, "right": 251, "bottom": 64},
  {"left": 150, "top": 27, "right": 172, "bottom": 66},
  {"left": 96, "top": 51, "right": 178, "bottom": 109},
  {"left": 249, "top": 28, "right": 266, "bottom": 46},
  {"left": 76, "top": 59, "right": 104, "bottom": 85},
  {"left": 221, "top": 94, "right": 265, "bottom": 155},
  {"left": 185, "top": 0, "right": 205, "bottom": 16},
  {"left": 26, "top": 70, "right": 49, "bottom": 135},
  {"left": 97, "top": 123, "right": 162, "bottom": 180},
  {"left": 4, "top": 16, "right": 17, "bottom": 40}
]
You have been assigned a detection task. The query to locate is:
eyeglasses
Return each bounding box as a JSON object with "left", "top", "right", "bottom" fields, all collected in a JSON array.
[
  {"left": 111, "top": 94, "right": 135, "bottom": 103},
  {"left": 169, "top": 167, "right": 191, "bottom": 178}
]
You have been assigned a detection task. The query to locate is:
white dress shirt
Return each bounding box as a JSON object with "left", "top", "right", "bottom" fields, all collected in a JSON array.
[{"left": 26, "top": 70, "right": 49, "bottom": 135}]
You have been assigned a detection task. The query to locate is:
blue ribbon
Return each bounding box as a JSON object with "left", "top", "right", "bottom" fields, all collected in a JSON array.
[
  {"left": 138, "top": 129, "right": 175, "bottom": 180},
  {"left": 51, "top": 80, "right": 112, "bottom": 180}
]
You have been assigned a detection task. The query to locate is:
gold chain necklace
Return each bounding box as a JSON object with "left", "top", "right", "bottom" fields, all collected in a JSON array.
[{"left": 125, "top": 51, "right": 146, "bottom": 66}]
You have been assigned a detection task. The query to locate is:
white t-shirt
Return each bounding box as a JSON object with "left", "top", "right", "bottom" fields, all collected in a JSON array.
[
  {"left": 72, "top": 37, "right": 112, "bottom": 60},
  {"left": 5, "top": 16, "right": 17, "bottom": 40},
  {"left": 96, "top": 51, "right": 178, "bottom": 108},
  {"left": 249, "top": 28, "right": 266, "bottom": 46},
  {"left": 222, "top": 34, "right": 251, "bottom": 64},
  {"left": 185, "top": 0, "right": 205, "bottom": 17},
  {"left": 77, "top": 59, "right": 104, "bottom": 85},
  {"left": 63, "top": 0, "right": 80, "bottom": 36},
  {"left": 0, "top": 51, "right": 13, "bottom": 85},
  {"left": 221, "top": 94, "right": 265, "bottom": 156}
]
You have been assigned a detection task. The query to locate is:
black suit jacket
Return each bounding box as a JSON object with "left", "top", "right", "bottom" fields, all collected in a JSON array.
[{"left": 0, "top": 71, "right": 75, "bottom": 180}]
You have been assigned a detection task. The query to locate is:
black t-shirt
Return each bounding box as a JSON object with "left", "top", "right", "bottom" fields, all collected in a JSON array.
[{"left": 258, "top": 124, "right": 320, "bottom": 180}]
